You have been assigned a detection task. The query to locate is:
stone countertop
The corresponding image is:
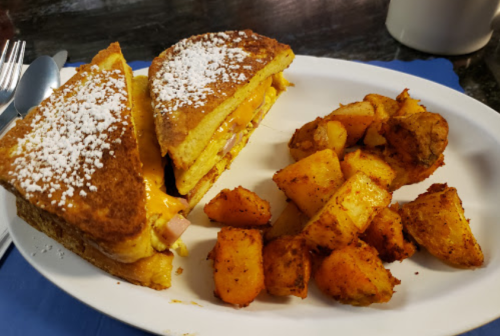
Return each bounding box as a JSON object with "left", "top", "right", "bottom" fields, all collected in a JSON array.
[{"left": 1, "top": 0, "right": 499, "bottom": 111}]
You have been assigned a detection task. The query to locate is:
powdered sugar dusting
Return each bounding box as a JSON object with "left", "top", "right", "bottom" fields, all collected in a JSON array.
[
  {"left": 9, "top": 65, "right": 129, "bottom": 209},
  {"left": 152, "top": 31, "right": 255, "bottom": 114}
]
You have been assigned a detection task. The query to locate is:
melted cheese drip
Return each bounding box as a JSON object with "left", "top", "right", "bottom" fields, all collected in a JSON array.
[
  {"left": 131, "top": 76, "right": 186, "bottom": 250},
  {"left": 213, "top": 76, "right": 273, "bottom": 141}
]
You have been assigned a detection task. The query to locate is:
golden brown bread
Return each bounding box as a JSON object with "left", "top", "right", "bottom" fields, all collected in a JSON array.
[
  {"left": 149, "top": 30, "right": 295, "bottom": 170},
  {"left": 0, "top": 43, "right": 155, "bottom": 264},
  {"left": 0, "top": 43, "right": 189, "bottom": 289},
  {"left": 16, "top": 193, "right": 173, "bottom": 290}
]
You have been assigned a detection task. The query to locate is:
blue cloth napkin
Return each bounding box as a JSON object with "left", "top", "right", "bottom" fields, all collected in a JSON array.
[{"left": 0, "top": 58, "right": 490, "bottom": 336}]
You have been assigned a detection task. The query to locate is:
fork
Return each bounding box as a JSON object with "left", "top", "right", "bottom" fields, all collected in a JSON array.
[{"left": 0, "top": 40, "right": 26, "bottom": 106}]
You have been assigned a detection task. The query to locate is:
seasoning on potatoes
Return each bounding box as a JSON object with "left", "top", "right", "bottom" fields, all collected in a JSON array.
[
  {"left": 340, "top": 148, "right": 396, "bottom": 190},
  {"left": 302, "top": 171, "right": 392, "bottom": 251},
  {"left": 361, "top": 206, "right": 415, "bottom": 263},
  {"left": 263, "top": 236, "right": 311, "bottom": 298},
  {"left": 314, "top": 240, "right": 400, "bottom": 306},
  {"left": 288, "top": 117, "right": 347, "bottom": 161},
  {"left": 273, "top": 149, "right": 344, "bottom": 218},
  {"left": 400, "top": 183, "right": 484, "bottom": 268},
  {"left": 208, "top": 227, "right": 265, "bottom": 307},
  {"left": 326, "top": 101, "right": 375, "bottom": 146},
  {"left": 363, "top": 93, "right": 400, "bottom": 148},
  {"left": 204, "top": 186, "right": 271, "bottom": 227}
]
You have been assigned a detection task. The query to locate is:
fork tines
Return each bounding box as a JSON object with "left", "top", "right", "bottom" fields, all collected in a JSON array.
[{"left": 0, "top": 40, "right": 26, "bottom": 100}]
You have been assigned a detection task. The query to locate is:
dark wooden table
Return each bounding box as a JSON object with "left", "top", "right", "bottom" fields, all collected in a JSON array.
[
  {"left": 0, "top": 0, "right": 499, "bottom": 335},
  {"left": 1, "top": 0, "right": 499, "bottom": 112}
]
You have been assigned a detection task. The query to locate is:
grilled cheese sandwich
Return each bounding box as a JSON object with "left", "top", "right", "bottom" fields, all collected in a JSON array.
[
  {"left": 149, "top": 30, "right": 294, "bottom": 207},
  {"left": 0, "top": 43, "right": 188, "bottom": 289}
]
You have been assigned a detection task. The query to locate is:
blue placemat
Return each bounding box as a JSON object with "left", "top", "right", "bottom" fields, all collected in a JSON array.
[{"left": 0, "top": 58, "right": 490, "bottom": 336}]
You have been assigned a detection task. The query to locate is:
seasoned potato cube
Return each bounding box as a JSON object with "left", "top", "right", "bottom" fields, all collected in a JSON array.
[
  {"left": 301, "top": 197, "right": 357, "bottom": 251},
  {"left": 367, "top": 146, "right": 445, "bottom": 191},
  {"left": 326, "top": 101, "right": 375, "bottom": 146},
  {"left": 273, "top": 149, "right": 344, "bottom": 218},
  {"left": 263, "top": 236, "right": 311, "bottom": 298},
  {"left": 340, "top": 149, "right": 396, "bottom": 190},
  {"left": 208, "top": 227, "right": 265, "bottom": 306},
  {"left": 302, "top": 172, "right": 392, "bottom": 250},
  {"left": 324, "top": 120, "right": 347, "bottom": 159},
  {"left": 361, "top": 206, "right": 415, "bottom": 262},
  {"left": 264, "top": 202, "right": 309, "bottom": 242},
  {"left": 204, "top": 186, "right": 271, "bottom": 226},
  {"left": 314, "top": 240, "right": 400, "bottom": 306},
  {"left": 363, "top": 94, "right": 400, "bottom": 148},
  {"left": 382, "top": 112, "right": 449, "bottom": 167},
  {"left": 394, "top": 89, "right": 426, "bottom": 116},
  {"left": 363, "top": 123, "right": 387, "bottom": 148},
  {"left": 288, "top": 118, "right": 347, "bottom": 161},
  {"left": 289, "top": 117, "right": 323, "bottom": 161},
  {"left": 364, "top": 93, "right": 400, "bottom": 119},
  {"left": 400, "top": 184, "right": 484, "bottom": 268},
  {"left": 333, "top": 172, "right": 392, "bottom": 232}
]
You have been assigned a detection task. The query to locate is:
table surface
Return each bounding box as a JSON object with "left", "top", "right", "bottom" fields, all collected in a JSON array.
[{"left": 0, "top": 0, "right": 499, "bottom": 335}]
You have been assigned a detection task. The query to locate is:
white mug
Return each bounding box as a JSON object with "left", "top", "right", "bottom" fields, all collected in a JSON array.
[{"left": 386, "top": 0, "right": 500, "bottom": 55}]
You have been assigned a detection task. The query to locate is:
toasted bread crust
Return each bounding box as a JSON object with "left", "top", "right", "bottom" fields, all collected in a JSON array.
[
  {"left": 16, "top": 194, "right": 173, "bottom": 289},
  {"left": 0, "top": 43, "right": 152, "bottom": 262},
  {"left": 149, "top": 30, "right": 294, "bottom": 168}
]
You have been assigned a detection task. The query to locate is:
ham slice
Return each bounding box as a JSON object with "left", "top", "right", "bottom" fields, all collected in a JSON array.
[{"left": 163, "top": 214, "right": 191, "bottom": 246}]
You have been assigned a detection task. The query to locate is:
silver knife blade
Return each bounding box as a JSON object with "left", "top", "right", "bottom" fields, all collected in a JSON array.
[{"left": 52, "top": 50, "right": 68, "bottom": 71}]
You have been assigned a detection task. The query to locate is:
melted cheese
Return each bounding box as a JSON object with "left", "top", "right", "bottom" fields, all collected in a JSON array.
[
  {"left": 213, "top": 76, "right": 273, "bottom": 141},
  {"left": 173, "top": 72, "right": 289, "bottom": 196},
  {"left": 131, "top": 76, "right": 186, "bottom": 251}
]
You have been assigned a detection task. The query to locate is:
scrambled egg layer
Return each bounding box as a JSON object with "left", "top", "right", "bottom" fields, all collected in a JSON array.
[{"left": 131, "top": 76, "right": 188, "bottom": 254}]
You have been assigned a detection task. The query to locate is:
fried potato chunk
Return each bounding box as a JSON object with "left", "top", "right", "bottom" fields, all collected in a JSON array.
[
  {"left": 382, "top": 112, "right": 449, "bottom": 167},
  {"left": 302, "top": 172, "right": 392, "bottom": 250},
  {"left": 364, "top": 93, "right": 400, "bottom": 119},
  {"left": 340, "top": 149, "right": 396, "bottom": 190},
  {"left": 400, "top": 184, "right": 484, "bottom": 268},
  {"left": 204, "top": 186, "right": 271, "bottom": 227},
  {"left": 273, "top": 149, "right": 344, "bottom": 218},
  {"left": 366, "top": 147, "right": 445, "bottom": 191},
  {"left": 315, "top": 240, "right": 400, "bottom": 306},
  {"left": 324, "top": 120, "right": 348, "bottom": 159},
  {"left": 326, "top": 101, "right": 375, "bottom": 146},
  {"left": 288, "top": 118, "right": 347, "bottom": 161},
  {"left": 394, "top": 88, "right": 427, "bottom": 116},
  {"left": 288, "top": 117, "right": 323, "bottom": 161},
  {"left": 208, "top": 227, "right": 265, "bottom": 306},
  {"left": 361, "top": 206, "right": 415, "bottom": 263},
  {"left": 363, "top": 94, "right": 400, "bottom": 147},
  {"left": 264, "top": 202, "right": 309, "bottom": 242},
  {"left": 263, "top": 236, "right": 311, "bottom": 298}
]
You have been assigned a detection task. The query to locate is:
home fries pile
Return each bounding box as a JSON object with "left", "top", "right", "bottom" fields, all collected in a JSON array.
[{"left": 204, "top": 89, "right": 483, "bottom": 307}]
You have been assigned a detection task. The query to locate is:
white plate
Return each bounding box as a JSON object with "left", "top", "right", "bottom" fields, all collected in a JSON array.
[{"left": 3, "top": 55, "right": 500, "bottom": 336}]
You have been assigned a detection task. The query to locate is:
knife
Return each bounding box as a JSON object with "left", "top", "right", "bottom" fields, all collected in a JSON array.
[{"left": 0, "top": 51, "right": 65, "bottom": 135}]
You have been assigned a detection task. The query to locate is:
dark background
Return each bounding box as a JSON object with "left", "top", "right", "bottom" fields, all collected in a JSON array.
[{"left": 0, "top": 0, "right": 499, "bottom": 111}]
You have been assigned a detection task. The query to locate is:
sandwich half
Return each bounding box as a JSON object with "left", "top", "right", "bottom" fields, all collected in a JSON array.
[
  {"left": 0, "top": 43, "right": 188, "bottom": 289},
  {"left": 149, "top": 30, "right": 294, "bottom": 209}
]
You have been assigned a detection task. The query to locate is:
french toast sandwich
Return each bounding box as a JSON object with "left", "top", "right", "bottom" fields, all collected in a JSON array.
[
  {"left": 0, "top": 43, "right": 187, "bottom": 289},
  {"left": 149, "top": 30, "right": 294, "bottom": 208}
]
